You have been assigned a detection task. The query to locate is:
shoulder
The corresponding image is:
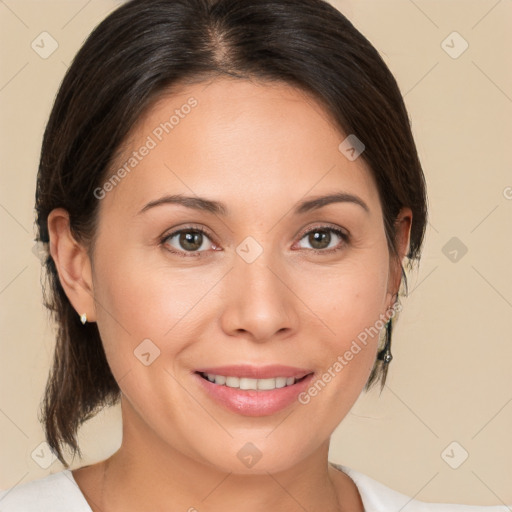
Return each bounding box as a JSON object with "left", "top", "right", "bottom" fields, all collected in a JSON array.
[
  {"left": 0, "top": 470, "right": 92, "bottom": 512},
  {"left": 333, "top": 463, "right": 511, "bottom": 512}
]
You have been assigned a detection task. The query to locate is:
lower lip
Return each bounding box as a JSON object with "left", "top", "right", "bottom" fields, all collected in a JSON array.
[{"left": 194, "top": 372, "right": 315, "bottom": 416}]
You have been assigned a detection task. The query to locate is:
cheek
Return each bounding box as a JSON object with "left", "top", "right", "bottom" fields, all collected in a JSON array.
[
  {"left": 91, "top": 242, "right": 220, "bottom": 373},
  {"left": 299, "top": 254, "right": 389, "bottom": 335},
  {"left": 294, "top": 253, "right": 389, "bottom": 385},
  {"left": 294, "top": 271, "right": 387, "bottom": 419}
]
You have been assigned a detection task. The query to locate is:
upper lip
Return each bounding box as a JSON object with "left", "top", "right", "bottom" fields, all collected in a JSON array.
[{"left": 195, "top": 365, "right": 313, "bottom": 380}]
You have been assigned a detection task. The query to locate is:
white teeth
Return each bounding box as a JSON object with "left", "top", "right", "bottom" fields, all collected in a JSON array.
[
  {"left": 275, "top": 377, "right": 287, "bottom": 388},
  {"left": 257, "top": 378, "right": 277, "bottom": 390},
  {"left": 201, "top": 373, "right": 298, "bottom": 390},
  {"left": 225, "top": 376, "right": 240, "bottom": 388},
  {"left": 240, "top": 378, "right": 258, "bottom": 390},
  {"left": 214, "top": 375, "right": 226, "bottom": 385}
]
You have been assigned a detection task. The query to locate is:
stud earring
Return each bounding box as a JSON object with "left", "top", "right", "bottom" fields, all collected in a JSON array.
[{"left": 80, "top": 313, "right": 87, "bottom": 325}]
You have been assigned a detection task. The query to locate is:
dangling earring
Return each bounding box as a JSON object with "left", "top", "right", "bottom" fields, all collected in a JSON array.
[
  {"left": 377, "top": 318, "right": 393, "bottom": 364},
  {"left": 377, "top": 317, "right": 393, "bottom": 387},
  {"left": 80, "top": 313, "right": 87, "bottom": 325}
]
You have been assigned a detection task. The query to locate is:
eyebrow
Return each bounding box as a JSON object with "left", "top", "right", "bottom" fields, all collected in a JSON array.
[{"left": 138, "top": 191, "right": 370, "bottom": 216}]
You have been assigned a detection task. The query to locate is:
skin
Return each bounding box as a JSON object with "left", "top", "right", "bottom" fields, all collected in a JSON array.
[{"left": 48, "top": 77, "right": 411, "bottom": 512}]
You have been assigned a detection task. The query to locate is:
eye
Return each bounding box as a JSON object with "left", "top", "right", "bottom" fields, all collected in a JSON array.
[
  {"left": 160, "top": 224, "right": 349, "bottom": 258},
  {"left": 161, "top": 226, "right": 217, "bottom": 257},
  {"left": 295, "top": 225, "right": 349, "bottom": 254}
]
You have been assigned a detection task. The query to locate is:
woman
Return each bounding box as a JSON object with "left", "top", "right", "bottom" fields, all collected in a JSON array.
[{"left": 0, "top": 0, "right": 508, "bottom": 510}]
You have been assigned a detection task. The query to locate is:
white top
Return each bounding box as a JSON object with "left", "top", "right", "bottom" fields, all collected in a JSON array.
[{"left": 0, "top": 463, "right": 509, "bottom": 512}]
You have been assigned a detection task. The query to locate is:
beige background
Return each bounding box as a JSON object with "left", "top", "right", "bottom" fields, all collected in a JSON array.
[{"left": 1, "top": 0, "right": 511, "bottom": 506}]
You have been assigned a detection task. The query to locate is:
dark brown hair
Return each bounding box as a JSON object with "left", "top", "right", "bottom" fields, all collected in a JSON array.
[{"left": 34, "top": 0, "right": 428, "bottom": 467}]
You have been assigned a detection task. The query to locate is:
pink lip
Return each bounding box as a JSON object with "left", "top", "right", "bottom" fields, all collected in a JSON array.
[
  {"left": 194, "top": 364, "right": 312, "bottom": 379},
  {"left": 193, "top": 370, "right": 315, "bottom": 417}
]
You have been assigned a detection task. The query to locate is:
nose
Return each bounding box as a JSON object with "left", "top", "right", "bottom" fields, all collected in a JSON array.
[{"left": 219, "top": 247, "right": 299, "bottom": 343}]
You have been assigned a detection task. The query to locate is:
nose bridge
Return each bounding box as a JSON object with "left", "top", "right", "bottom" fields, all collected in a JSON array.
[
  {"left": 234, "top": 238, "right": 285, "bottom": 302},
  {"left": 220, "top": 237, "right": 297, "bottom": 340}
]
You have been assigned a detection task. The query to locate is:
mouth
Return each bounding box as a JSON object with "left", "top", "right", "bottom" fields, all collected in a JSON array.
[
  {"left": 195, "top": 371, "right": 312, "bottom": 391},
  {"left": 192, "top": 367, "right": 316, "bottom": 416}
]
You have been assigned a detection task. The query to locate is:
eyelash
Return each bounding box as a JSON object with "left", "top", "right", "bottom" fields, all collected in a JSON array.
[{"left": 160, "top": 224, "right": 349, "bottom": 258}]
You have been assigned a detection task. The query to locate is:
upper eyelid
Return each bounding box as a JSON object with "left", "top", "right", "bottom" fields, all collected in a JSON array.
[
  {"left": 162, "top": 225, "right": 214, "bottom": 246},
  {"left": 296, "top": 223, "right": 348, "bottom": 239},
  {"left": 162, "top": 223, "right": 211, "bottom": 238}
]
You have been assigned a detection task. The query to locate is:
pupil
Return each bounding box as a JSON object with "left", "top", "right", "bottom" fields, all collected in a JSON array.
[
  {"left": 310, "top": 230, "right": 330, "bottom": 249},
  {"left": 180, "top": 231, "right": 202, "bottom": 251}
]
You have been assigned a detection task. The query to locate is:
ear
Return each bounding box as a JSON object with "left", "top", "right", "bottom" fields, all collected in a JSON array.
[
  {"left": 387, "top": 206, "right": 412, "bottom": 307},
  {"left": 47, "top": 208, "right": 96, "bottom": 322}
]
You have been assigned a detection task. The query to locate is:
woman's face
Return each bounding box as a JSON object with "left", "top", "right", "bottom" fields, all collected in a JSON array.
[{"left": 79, "top": 78, "right": 409, "bottom": 473}]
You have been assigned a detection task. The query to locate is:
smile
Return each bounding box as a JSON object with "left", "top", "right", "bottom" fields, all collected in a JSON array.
[{"left": 198, "top": 372, "right": 308, "bottom": 390}]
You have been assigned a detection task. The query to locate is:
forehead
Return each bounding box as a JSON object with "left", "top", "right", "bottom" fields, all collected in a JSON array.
[{"left": 101, "top": 78, "right": 380, "bottom": 219}]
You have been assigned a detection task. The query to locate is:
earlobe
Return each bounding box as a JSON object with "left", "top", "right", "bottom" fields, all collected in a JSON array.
[{"left": 47, "top": 208, "right": 96, "bottom": 322}]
